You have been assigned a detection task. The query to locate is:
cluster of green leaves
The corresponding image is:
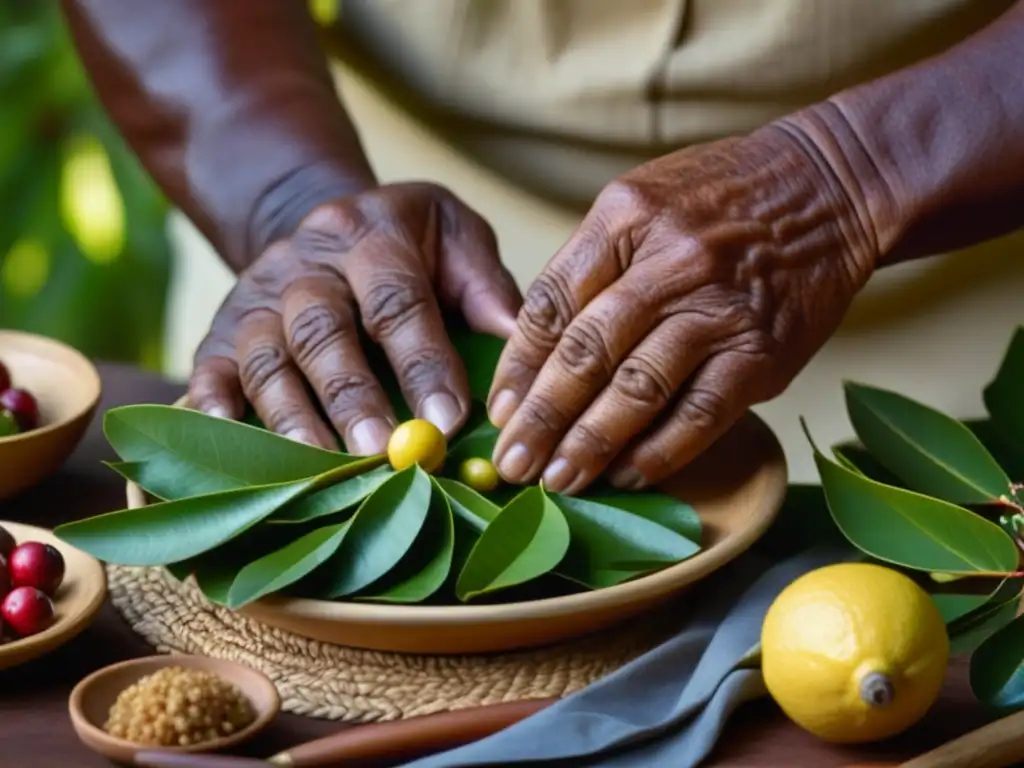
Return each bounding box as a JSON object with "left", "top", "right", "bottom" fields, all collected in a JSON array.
[
  {"left": 800, "top": 326, "right": 1024, "bottom": 712},
  {"left": 54, "top": 331, "right": 702, "bottom": 609},
  {"left": 0, "top": 3, "right": 171, "bottom": 367}
]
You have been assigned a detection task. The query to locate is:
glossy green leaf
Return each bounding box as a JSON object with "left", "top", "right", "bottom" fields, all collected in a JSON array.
[
  {"left": 550, "top": 494, "right": 700, "bottom": 588},
  {"left": 54, "top": 476, "right": 323, "bottom": 566},
  {"left": 964, "top": 420, "right": 1024, "bottom": 486},
  {"left": 358, "top": 479, "right": 455, "bottom": 603},
  {"left": 270, "top": 466, "right": 393, "bottom": 524},
  {"left": 983, "top": 327, "right": 1024, "bottom": 456},
  {"left": 950, "top": 582, "right": 1024, "bottom": 654},
  {"left": 103, "top": 404, "right": 362, "bottom": 497},
  {"left": 455, "top": 486, "right": 571, "bottom": 601},
  {"left": 831, "top": 442, "right": 904, "bottom": 487},
  {"left": 580, "top": 492, "right": 702, "bottom": 544},
  {"left": 933, "top": 593, "right": 995, "bottom": 625},
  {"left": 226, "top": 522, "right": 352, "bottom": 608},
  {"left": 806, "top": 422, "right": 1018, "bottom": 574},
  {"left": 193, "top": 558, "right": 236, "bottom": 606},
  {"left": 844, "top": 382, "right": 1011, "bottom": 504},
  {"left": 315, "top": 466, "right": 433, "bottom": 598},
  {"left": 435, "top": 477, "right": 500, "bottom": 532},
  {"left": 970, "top": 609, "right": 1024, "bottom": 711}
]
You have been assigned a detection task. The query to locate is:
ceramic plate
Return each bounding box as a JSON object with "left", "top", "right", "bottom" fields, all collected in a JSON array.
[
  {"left": 0, "top": 522, "right": 108, "bottom": 670},
  {"left": 126, "top": 397, "right": 787, "bottom": 654}
]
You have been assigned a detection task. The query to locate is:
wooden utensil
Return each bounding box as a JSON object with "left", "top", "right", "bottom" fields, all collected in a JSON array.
[{"left": 134, "top": 697, "right": 556, "bottom": 768}]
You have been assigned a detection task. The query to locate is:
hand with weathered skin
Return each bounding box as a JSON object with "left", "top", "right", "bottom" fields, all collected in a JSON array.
[
  {"left": 190, "top": 183, "right": 521, "bottom": 454},
  {"left": 486, "top": 127, "right": 876, "bottom": 494}
]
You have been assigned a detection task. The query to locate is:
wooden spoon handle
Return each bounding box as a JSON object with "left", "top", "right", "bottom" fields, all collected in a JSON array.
[
  {"left": 899, "top": 708, "right": 1024, "bottom": 768},
  {"left": 272, "top": 697, "right": 557, "bottom": 766}
]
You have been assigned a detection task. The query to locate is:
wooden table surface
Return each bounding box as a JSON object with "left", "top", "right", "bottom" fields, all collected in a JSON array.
[{"left": 0, "top": 364, "right": 1003, "bottom": 767}]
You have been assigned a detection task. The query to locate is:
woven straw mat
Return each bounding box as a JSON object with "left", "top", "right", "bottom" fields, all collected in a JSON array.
[{"left": 107, "top": 563, "right": 687, "bottom": 723}]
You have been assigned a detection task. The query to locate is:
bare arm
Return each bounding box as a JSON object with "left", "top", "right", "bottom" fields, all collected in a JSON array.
[
  {"left": 780, "top": 0, "right": 1024, "bottom": 273},
  {"left": 60, "top": 0, "right": 378, "bottom": 272}
]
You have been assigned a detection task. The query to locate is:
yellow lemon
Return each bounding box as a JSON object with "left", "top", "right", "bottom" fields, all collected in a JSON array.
[
  {"left": 387, "top": 419, "right": 447, "bottom": 473},
  {"left": 458, "top": 457, "right": 501, "bottom": 492},
  {"left": 760, "top": 562, "right": 948, "bottom": 744}
]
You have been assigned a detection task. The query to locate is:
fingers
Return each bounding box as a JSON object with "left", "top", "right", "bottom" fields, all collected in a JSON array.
[
  {"left": 609, "top": 350, "right": 768, "bottom": 489},
  {"left": 189, "top": 340, "right": 246, "bottom": 420},
  {"left": 434, "top": 196, "right": 523, "bottom": 339},
  {"left": 235, "top": 308, "right": 339, "bottom": 449},
  {"left": 489, "top": 273, "right": 661, "bottom": 487},
  {"left": 341, "top": 235, "right": 471, "bottom": 437},
  {"left": 535, "top": 311, "right": 724, "bottom": 495},
  {"left": 487, "top": 217, "right": 626, "bottom": 428},
  {"left": 281, "top": 277, "right": 397, "bottom": 456}
]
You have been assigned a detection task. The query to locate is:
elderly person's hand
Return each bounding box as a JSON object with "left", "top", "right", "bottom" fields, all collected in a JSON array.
[
  {"left": 488, "top": 126, "right": 877, "bottom": 495},
  {"left": 189, "top": 183, "right": 521, "bottom": 454}
]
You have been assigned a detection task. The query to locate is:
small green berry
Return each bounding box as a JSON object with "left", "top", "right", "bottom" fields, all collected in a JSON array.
[{"left": 459, "top": 457, "right": 501, "bottom": 493}]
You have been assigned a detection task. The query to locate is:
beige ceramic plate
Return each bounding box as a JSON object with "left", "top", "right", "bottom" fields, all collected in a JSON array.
[
  {"left": 0, "top": 521, "right": 108, "bottom": 670},
  {"left": 68, "top": 654, "right": 281, "bottom": 764},
  {"left": 126, "top": 397, "right": 787, "bottom": 654},
  {"left": 0, "top": 330, "right": 102, "bottom": 500}
]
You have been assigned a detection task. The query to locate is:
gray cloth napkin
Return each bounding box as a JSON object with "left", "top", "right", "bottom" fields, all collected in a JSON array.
[{"left": 401, "top": 547, "right": 847, "bottom": 768}]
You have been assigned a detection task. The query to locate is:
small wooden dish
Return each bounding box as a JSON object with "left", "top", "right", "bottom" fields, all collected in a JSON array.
[
  {"left": 0, "top": 521, "right": 107, "bottom": 671},
  {"left": 68, "top": 655, "right": 281, "bottom": 765},
  {"left": 0, "top": 330, "right": 102, "bottom": 500}
]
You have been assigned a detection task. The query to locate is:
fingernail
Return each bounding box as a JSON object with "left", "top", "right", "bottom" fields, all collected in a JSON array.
[
  {"left": 489, "top": 389, "right": 519, "bottom": 427},
  {"left": 285, "top": 428, "right": 320, "bottom": 446},
  {"left": 611, "top": 467, "right": 645, "bottom": 490},
  {"left": 542, "top": 457, "right": 577, "bottom": 493},
  {"left": 203, "top": 405, "right": 231, "bottom": 420},
  {"left": 421, "top": 393, "right": 462, "bottom": 434},
  {"left": 349, "top": 417, "right": 393, "bottom": 456},
  {"left": 498, "top": 442, "right": 534, "bottom": 481}
]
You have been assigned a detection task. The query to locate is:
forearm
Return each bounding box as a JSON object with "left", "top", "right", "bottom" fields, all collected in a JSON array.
[
  {"left": 61, "top": 0, "right": 377, "bottom": 271},
  {"left": 776, "top": 1, "right": 1024, "bottom": 270}
]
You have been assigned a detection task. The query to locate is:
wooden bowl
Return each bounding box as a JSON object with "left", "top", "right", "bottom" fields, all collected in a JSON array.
[
  {"left": 0, "top": 521, "right": 108, "bottom": 670},
  {"left": 68, "top": 654, "right": 281, "bottom": 764},
  {"left": 0, "top": 330, "right": 102, "bottom": 500},
  {"left": 126, "top": 397, "right": 788, "bottom": 655}
]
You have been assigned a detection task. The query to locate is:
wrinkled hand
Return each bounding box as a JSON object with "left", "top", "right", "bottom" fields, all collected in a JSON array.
[
  {"left": 488, "top": 126, "right": 878, "bottom": 495},
  {"left": 189, "top": 182, "right": 522, "bottom": 454}
]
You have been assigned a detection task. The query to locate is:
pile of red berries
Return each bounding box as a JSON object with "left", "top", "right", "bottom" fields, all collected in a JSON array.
[
  {"left": 0, "top": 359, "right": 40, "bottom": 438},
  {"left": 0, "top": 524, "right": 64, "bottom": 642}
]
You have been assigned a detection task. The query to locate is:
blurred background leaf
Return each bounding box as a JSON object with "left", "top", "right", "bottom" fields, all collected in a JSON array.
[{"left": 0, "top": 2, "right": 173, "bottom": 369}]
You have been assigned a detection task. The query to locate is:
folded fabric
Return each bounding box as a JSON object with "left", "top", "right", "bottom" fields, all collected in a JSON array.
[{"left": 400, "top": 547, "right": 849, "bottom": 768}]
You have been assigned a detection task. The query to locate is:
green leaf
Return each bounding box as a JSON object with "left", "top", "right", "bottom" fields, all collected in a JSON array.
[
  {"left": 226, "top": 522, "right": 352, "bottom": 608},
  {"left": 932, "top": 593, "right": 995, "bottom": 625},
  {"left": 964, "top": 420, "right": 1024, "bottom": 485},
  {"left": 455, "top": 485, "right": 571, "bottom": 601},
  {"left": 949, "top": 582, "right": 1024, "bottom": 654},
  {"left": 844, "top": 381, "right": 1011, "bottom": 504},
  {"left": 831, "top": 442, "right": 904, "bottom": 487},
  {"left": 315, "top": 466, "right": 433, "bottom": 598},
  {"left": 578, "top": 492, "right": 702, "bottom": 544},
  {"left": 983, "top": 327, "right": 1024, "bottom": 457},
  {"left": 435, "top": 477, "right": 500, "bottom": 532},
  {"left": 446, "top": 403, "right": 500, "bottom": 469},
  {"left": 449, "top": 328, "right": 506, "bottom": 402},
  {"left": 357, "top": 478, "right": 455, "bottom": 603},
  {"left": 103, "top": 404, "right": 364, "bottom": 497},
  {"left": 805, "top": 421, "right": 1019, "bottom": 574},
  {"left": 54, "top": 476, "right": 323, "bottom": 566},
  {"left": 549, "top": 494, "right": 700, "bottom": 588},
  {"left": 270, "top": 466, "right": 394, "bottom": 524},
  {"left": 970, "top": 610, "right": 1024, "bottom": 711}
]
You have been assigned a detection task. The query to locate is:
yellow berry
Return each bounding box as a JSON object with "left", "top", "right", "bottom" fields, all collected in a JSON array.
[
  {"left": 458, "top": 457, "right": 501, "bottom": 492},
  {"left": 387, "top": 419, "right": 447, "bottom": 473}
]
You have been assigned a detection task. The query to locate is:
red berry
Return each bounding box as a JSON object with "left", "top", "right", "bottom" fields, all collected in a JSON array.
[
  {"left": 0, "top": 555, "right": 9, "bottom": 600},
  {"left": 0, "top": 388, "right": 38, "bottom": 431},
  {"left": 0, "top": 360, "right": 9, "bottom": 392},
  {"left": 0, "top": 525, "right": 15, "bottom": 559},
  {"left": 1, "top": 586, "right": 54, "bottom": 637},
  {"left": 9, "top": 542, "right": 65, "bottom": 596}
]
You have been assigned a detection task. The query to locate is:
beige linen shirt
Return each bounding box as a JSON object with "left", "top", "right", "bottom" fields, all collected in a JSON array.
[{"left": 335, "top": 0, "right": 1013, "bottom": 208}]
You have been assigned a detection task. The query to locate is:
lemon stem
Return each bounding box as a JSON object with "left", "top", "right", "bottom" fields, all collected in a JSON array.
[{"left": 859, "top": 672, "right": 895, "bottom": 707}]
